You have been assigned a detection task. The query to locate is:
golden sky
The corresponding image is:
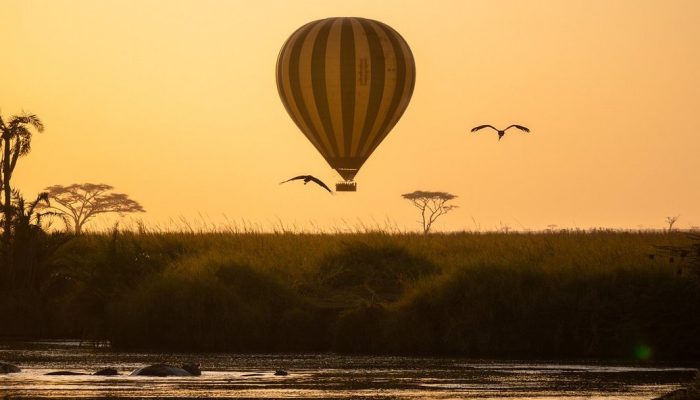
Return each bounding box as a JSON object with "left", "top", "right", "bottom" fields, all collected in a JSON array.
[{"left": 2, "top": 0, "right": 699, "bottom": 232}]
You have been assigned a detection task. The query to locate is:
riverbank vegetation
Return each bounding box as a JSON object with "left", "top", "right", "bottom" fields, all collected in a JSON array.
[{"left": 1, "top": 228, "right": 699, "bottom": 361}]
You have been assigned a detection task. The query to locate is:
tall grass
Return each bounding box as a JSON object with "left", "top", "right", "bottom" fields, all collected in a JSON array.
[{"left": 1, "top": 229, "right": 698, "bottom": 361}]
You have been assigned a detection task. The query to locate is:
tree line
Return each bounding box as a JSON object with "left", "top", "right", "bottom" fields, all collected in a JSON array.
[{"left": 0, "top": 110, "right": 144, "bottom": 289}]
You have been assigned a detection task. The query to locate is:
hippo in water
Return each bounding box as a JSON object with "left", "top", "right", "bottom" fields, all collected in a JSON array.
[
  {"left": 0, "top": 362, "right": 21, "bottom": 374},
  {"left": 45, "top": 371, "right": 89, "bottom": 376},
  {"left": 130, "top": 363, "right": 201, "bottom": 377},
  {"left": 45, "top": 368, "right": 119, "bottom": 376},
  {"left": 94, "top": 367, "right": 119, "bottom": 376}
]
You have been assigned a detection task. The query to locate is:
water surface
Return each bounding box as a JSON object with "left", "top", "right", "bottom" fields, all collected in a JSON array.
[{"left": 0, "top": 341, "right": 696, "bottom": 399}]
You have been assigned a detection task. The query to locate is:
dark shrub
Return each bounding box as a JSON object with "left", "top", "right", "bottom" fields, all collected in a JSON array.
[
  {"left": 386, "top": 263, "right": 700, "bottom": 360},
  {"left": 333, "top": 304, "right": 388, "bottom": 353},
  {"left": 108, "top": 258, "right": 306, "bottom": 351},
  {"left": 316, "top": 242, "right": 437, "bottom": 304}
]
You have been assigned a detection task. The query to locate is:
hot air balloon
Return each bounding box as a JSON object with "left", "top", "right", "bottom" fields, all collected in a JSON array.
[{"left": 276, "top": 17, "right": 416, "bottom": 192}]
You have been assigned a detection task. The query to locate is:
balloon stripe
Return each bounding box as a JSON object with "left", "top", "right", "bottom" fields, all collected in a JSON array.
[
  {"left": 355, "top": 19, "right": 386, "bottom": 157},
  {"left": 275, "top": 42, "right": 292, "bottom": 117},
  {"left": 364, "top": 21, "right": 409, "bottom": 157},
  {"left": 311, "top": 19, "right": 340, "bottom": 158},
  {"left": 350, "top": 18, "right": 376, "bottom": 157},
  {"left": 340, "top": 19, "right": 356, "bottom": 157},
  {"left": 381, "top": 31, "right": 416, "bottom": 145},
  {"left": 277, "top": 25, "right": 306, "bottom": 128},
  {"left": 298, "top": 21, "right": 336, "bottom": 158},
  {"left": 324, "top": 19, "right": 344, "bottom": 159},
  {"left": 278, "top": 23, "right": 326, "bottom": 154},
  {"left": 286, "top": 23, "right": 332, "bottom": 158},
  {"left": 358, "top": 21, "right": 397, "bottom": 156}
]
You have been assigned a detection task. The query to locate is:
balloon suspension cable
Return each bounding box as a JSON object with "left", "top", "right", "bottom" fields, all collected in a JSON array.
[{"left": 336, "top": 180, "right": 357, "bottom": 192}]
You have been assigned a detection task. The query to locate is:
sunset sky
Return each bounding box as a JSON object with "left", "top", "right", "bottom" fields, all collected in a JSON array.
[{"left": 2, "top": 0, "right": 699, "bottom": 232}]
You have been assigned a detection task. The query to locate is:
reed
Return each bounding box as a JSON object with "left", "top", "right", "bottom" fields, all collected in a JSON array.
[{"left": 2, "top": 228, "right": 698, "bottom": 360}]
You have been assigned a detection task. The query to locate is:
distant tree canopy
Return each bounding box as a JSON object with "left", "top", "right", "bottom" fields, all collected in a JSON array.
[
  {"left": 40, "top": 183, "right": 145, "bottom": 234},
  {"left": 401, "top": 190, "right": 458, "bottom": 234},
  {"left": 0, "top": 112, "right": 45, "bottom": 241}
]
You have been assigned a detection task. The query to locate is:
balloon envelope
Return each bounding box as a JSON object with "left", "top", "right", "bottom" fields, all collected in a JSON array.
[{"left": 276, "top": 17, "right": 416, "bottom": 187}]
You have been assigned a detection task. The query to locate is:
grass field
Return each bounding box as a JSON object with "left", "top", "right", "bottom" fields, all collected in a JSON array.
[{"left": 1, "top": 229, "right": 698, "bottom": 361}]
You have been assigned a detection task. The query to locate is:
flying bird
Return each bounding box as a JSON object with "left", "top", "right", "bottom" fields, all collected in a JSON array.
[
  {"left": 280, "top": 175, "right": 333, "bottom": 193},
  {"left": 471, "top": 124, "right": 530, "bottom": 140}
]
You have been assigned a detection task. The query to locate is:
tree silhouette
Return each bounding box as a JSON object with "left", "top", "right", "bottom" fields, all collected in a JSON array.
[
  {"left": 40, "top": 183, "right": 145, "bottom": 234},
  {"left": 0, "top": 112, "right": 45, "bottom": 242},
  {"left": 666, "top": 215, "right": 679, "bottom": 233},
  {"left": 401, "top": 191, "right": 458, "bottom": 234},
  {"left": 7, "top": 190, "right": 51, "bottom": 287}
]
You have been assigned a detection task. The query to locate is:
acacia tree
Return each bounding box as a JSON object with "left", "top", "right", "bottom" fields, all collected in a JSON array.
[
  {"left": 666, "top": 215, "right": 679, "bottom": 233},
  {"left": 402, "top": 190, "right": 458, "bottom": 234},
  {"left": 40, "top": 183, "right": 145, "bottom": 234},
  {"left": 0, "top": 112, "right": 45, "bottom": 241}
]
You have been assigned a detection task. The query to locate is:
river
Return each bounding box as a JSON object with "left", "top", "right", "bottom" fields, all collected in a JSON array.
[{"left": 0, "top": 341, "right": 696, "bottom": 399}]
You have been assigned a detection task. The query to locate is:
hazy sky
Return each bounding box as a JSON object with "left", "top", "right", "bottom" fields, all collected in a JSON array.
[{"left": 2, "top": 0, "right": 699, "bottom": 232}]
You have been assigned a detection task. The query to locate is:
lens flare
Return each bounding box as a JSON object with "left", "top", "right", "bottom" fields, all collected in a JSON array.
[{"left": 634, "top": 344, "right": 653, "bottom": 361}]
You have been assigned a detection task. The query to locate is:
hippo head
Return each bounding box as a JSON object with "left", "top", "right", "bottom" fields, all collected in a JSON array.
[{"left": 182, "top": 362, "right": 201, "bottom": 376}]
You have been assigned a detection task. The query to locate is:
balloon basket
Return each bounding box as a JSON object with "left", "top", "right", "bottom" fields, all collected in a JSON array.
[{"left": 336, "top": 181, "right": 357, "bottom": 192}]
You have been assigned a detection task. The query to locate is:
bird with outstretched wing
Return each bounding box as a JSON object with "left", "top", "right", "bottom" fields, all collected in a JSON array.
[
  {"left": 280, "top": 175, "right": 333, "bottom": 193},
  {"left": 471, "top": 124, "right": 530, "bottom": 140}
]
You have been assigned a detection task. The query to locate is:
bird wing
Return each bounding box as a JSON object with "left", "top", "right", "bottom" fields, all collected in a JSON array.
[
  {"left": 279, "top": 175, "right": 308, "bottom": 184},
  {"left": 505, "top": 124, "right": 530, "bottom": 132},
  {"left": 471, "top": 124, "right": 498, "bottom": 132},
  {"left": 308, "top": 176, "right": 333, "bottom": 193}
]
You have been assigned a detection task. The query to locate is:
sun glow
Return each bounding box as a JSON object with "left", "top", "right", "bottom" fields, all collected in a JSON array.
[{"left": 2, "top": 0, "right": 699, "bottom": 232}]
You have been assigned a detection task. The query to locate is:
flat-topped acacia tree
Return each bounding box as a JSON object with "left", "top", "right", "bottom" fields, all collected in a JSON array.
[
  {"left": 401, "top": 191, "right": 458, "bottom": 235},
  {"left": 41, "top": 183, "right": 145, "bottom": 234}
]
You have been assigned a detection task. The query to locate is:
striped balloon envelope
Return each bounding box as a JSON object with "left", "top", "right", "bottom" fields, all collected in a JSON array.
[{"left": 276, "top": 17, "right": 416, "bottom": 192}]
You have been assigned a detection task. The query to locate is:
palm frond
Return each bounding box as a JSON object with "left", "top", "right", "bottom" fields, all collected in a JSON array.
[
  {"left": 10, "top": 113, "right": 44, "bottom": 133},
  {"left": 19, "top": 138, "right": 31, "bottom": 156}
]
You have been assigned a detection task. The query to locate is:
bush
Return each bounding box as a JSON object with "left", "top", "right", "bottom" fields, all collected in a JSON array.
[
  {"left": 385, "top": 262, "right": 700, "bottom": 360},
  {"left": 315, "top": 242, "right": 438, "bottom": 304},
  {"left": 107, "top": 255, "right": 310, "bottom": 351},
  {"left": 333, "top": 304, "right": 388, "bottom": 353}
]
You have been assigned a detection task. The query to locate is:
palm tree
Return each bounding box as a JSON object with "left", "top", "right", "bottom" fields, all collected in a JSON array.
[{"left": 0, "top": 112, "right": 45, "bottom": 242}]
